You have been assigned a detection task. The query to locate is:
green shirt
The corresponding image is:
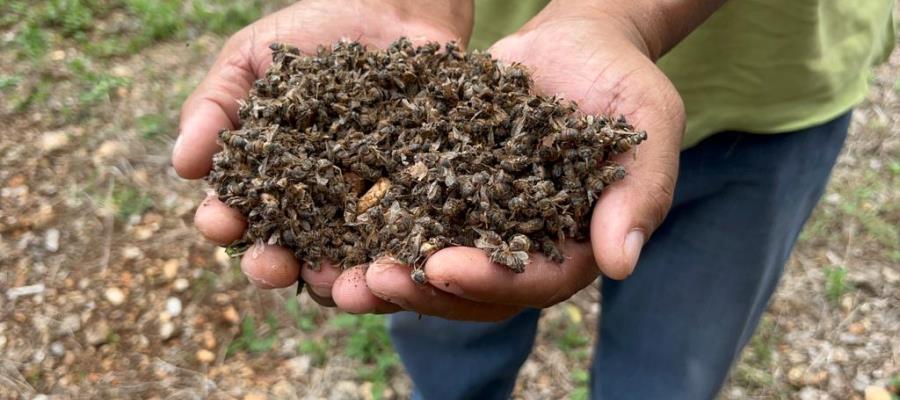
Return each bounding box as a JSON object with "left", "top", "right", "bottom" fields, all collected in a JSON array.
[{"left": 471, "top": 0, "right": 896, "bottom": 148}]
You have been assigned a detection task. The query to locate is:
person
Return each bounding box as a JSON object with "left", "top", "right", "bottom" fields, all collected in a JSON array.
[{"left": 171, "top": 0, "right": 895, "bottom": 398}]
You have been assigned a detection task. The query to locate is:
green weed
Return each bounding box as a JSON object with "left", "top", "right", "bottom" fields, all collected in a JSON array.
[
  {"left": 331, "top": 314, "right": 398, "bottom": 400},
  {"left": 191, "top": 0, "right": 262, "bottom": 35},
  {"left": 284, "top": 296, "right": 317, "bottom": 332},
  {"left": 569, "top": 368, "right": 589, "bottom": 400},
  {"left": 556, "top": 323, "right": 589, "bottom": 354},
  {"left": 0, "top": 75, "right": 23, "bottom": 91},
  {"left": 825, "top": 265, "right": 849, "bottom": 304},
  {"left": 67, "top": 57, "right": 131, "bottom": 106},
  {"left": 82, "top": 37, "right": 130, "bottom": 59},
  {"left": 15, "top": 22, "right": 49, "bottom": 60},
  {"left": 227, "top": 314, "right": 279, "bottom": 356},
  {"left": 136, "top": 114, "right": 169, "bottom": 140},
  {"left": 730, "top": 317, "right": 789, "bottom": 397},
  {"left": 41, "top": 0, "right": 94, "bottom": 36},
  {"left": 551, "top": 306, "right": 591, "bottom": 360},
  {"left": 11, "top": 80, "right": 52, "bottom": 112},
  {"left": 124, "top": 0, "right": 184, "bottom": 51},
  {"left": 297, "top": 338, "right": 329, "bottom": 366},
  {"left": 111, "top": 186, "right": 152, "bottom": 220},
  {"left": 0, "top": 0, "right": 29, "bottom": 28}
]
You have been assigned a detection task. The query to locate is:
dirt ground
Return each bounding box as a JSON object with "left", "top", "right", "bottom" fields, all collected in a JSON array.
[{"left": 1, "top": 2, "right": 897, "bottom": 399}]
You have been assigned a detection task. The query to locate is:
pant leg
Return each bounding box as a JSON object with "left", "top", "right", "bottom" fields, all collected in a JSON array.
[
  {"left": 389, "top": 309, "right": 541, "bottom": 400},
  {"left": 592, "top": 112, "right": 852, "bottom": 400}
]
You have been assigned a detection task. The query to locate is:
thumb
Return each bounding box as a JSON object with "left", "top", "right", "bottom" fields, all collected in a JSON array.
[
  {"left": 590, "top": 79, "right": 684, "bottom": 280},
  {"left": 172, "top": 33, "right": 270, "bottom": 179}
]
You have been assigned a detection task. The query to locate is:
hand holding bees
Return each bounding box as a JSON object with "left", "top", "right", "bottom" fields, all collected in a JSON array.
[{"left": 173, "top": 0, "right": 684, "bottom": 321}]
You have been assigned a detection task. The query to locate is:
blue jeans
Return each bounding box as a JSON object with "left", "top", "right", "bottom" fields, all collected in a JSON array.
[{"left": 388, "top": 112, "right": 852, "bottom": 400}]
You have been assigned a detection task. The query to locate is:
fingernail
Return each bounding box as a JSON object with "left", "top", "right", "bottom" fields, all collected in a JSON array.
[
  {"left": 309, "top": 285, "right": 332, "bottom": 298},
  {"left": 624, "top": 230, "right": 645, "bottom": 276},
  {"left": 368, "top": 258, "right": 398, "bottom": 275},
  {"left": 173, "top": 134, "right": 184, "bottom": 158}
]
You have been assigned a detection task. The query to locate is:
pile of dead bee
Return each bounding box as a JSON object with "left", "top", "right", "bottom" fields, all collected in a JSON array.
[{"left": 208, "top": 38, "right": 646, "bottom": 278}]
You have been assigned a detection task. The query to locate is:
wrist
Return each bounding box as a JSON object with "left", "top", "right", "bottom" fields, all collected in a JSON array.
[
  {"left": 529, "top": 0, "right": 725, "bottom": 60},
  {"left": 381, "top": 0, "right": 474, "bottom": 44}
]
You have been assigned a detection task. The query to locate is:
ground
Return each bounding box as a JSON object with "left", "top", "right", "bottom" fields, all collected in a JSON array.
[{"left": 0, "top": 1, "right": 897, "bottom": 399}]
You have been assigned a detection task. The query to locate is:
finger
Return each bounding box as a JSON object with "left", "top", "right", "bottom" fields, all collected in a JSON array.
[
  {"left": 240, "top": 244, "right": 301, "bottom": 289},
  {"left": 423, "top": 243, "right": 597, "bottom": 308},
  {"left": 589, "top": 69, "right": 683, "bottom": 280},
  {"left": 194, "top": 194, "right": 247, "bottom": 246},
  {"left": 306, "top": 287, "right": 337, "bottom": 308},
  {"left": 173, "top": 33, "right": 267, "bottom": 179},
  {"left": 366, "top": 261, "right": 522, "bottom": 322},
  {"left": 332, "top": 265, "right": 402, "bottom": 314},
  {"left": 301, "top": 261, "right": 342, "bottom": 300}
]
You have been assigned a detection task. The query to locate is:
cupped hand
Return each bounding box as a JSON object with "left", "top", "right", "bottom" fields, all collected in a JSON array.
[
  {"left": 488, "top": 11, "right": 685, "bottom": 279},
  {"left": 175, "top": 0, "right": 471, "bottom": 309},
  {"left": 357, "top": 8, "right": 686, "bottom": 320},
  {"left": 179, "top": 1, "right": 684, "bottom": 322}
]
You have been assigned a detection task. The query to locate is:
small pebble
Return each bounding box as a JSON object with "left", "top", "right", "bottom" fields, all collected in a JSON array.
[
  {"left": 173, "top": 278, "right": 190, "bottom": 292},
  {"left": 6, "top": 284, "right": 45, "bottom": 300},
  {"left": 201, "top": 330, "right": 216, "bottom": 349},
  {"left": 330, "top": 381, "right": 360, "bottom": 400},
  {"left": 122, "top": 246, "right": 143, "bottom": 260},
  {"left": 159, "top": 321, "right": 176, "bottom": 340},
  {"left": 162, "top": 259, "right": 179, "bottom": 280},
  {"left": 165, "top": 297, "right": 182, "bottom": 317},
  {"left": 40, "top": 130, "right": 69, "bottom": 152},
  {"left": 85, "top": 320, "right": 111, "bottom": 346},
  {"left": 59, "top": 314, "right": 81, "bottom": 334},
  {"left": 196, "top": 349, "right": 215, "bottom": 364},
  {"left": 93, "top": 140, "right": 127, "bottom": 164},
  {"left": 223, "top": 306, "right": 240, "bottom": 325},
  {"left": 865, "top": 386, "right": 891, "bottom": 400},
  {"left": 286, "top": 356, "right": 311, "bottom": 378},
  {"left": 243, "top": 393, "right": 267, "bottom": 400},
  {"left": 111, "top": 65, "right": 132, "bottom": 78},
  {"left": 50, "top": 341, "right": 64, "bottom": 356},
  {"left": 104, "top": 287, "right": 126, "bottom": 305},
  {"left": 272, "top": 381, "right": 296, "bottom": 399},
  {"left": 215, "top": 247, "right": 232, "bottom": 268},
  {"left": 44, "top": 229, "right": 60, "bottom": 252}
]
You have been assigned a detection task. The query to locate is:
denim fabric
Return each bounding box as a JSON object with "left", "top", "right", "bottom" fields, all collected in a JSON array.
[{"left": 389, "top": 112, "right": 852, "bottom": 400}]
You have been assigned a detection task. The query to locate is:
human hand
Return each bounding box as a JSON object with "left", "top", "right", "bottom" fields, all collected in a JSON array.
[
  {"left": 173, "top": 0, "right": 472, "bottom": 306},
  {"left": 350, "top": 3, "right": 687, "bottom": 321}
]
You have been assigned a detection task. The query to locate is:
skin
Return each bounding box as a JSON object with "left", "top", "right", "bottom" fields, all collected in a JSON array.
[{"left": 175, "top": 0, "right": 723, "bottom": 321}]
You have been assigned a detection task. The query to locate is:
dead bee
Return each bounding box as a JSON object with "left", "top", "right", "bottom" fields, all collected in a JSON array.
[
  {"left": 490, "top": 247, "right": 529, "bottom": 273},
  {"left": 516, "top": 219, "right": 544, "bottom": 234},
  {"left": 508, "top": 234, "right": 531, "bottom": 252},
  {"left": 220, "top": 130, "right": 248, "bottom": 149},
  {"left": 584, "top": 175, "right": 606, "bottom": 202},
  {"left": 500, "top": 155, "right": 530, "bottom": 172},
  {"left": 442, "top": 198, "right": 466, "bottom": 218},
  {"left": 507, "top": 196, "right": 529, "bottom": 216},
  {"left": 411, "top": 268, "right": 427, "bottom": 284},
  {"left": 598, "top": 163, "right": 627, "bottom": 183},
  {"left": 612, "top": 131, "right": 648, "bottom": 153}
]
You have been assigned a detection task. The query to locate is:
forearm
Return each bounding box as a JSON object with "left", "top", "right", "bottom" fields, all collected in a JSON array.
[{"left": 528, "top": 0, "right": 726, "bottom": 60}]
